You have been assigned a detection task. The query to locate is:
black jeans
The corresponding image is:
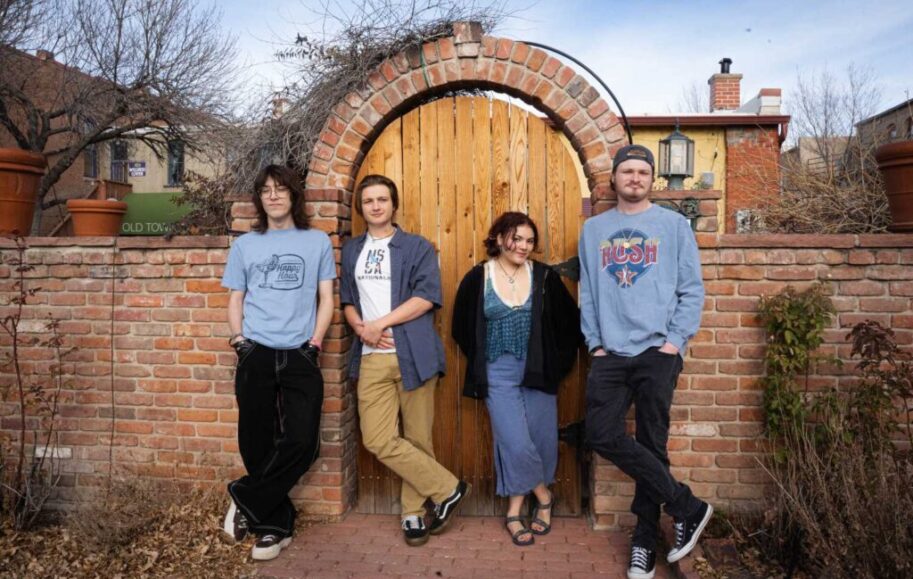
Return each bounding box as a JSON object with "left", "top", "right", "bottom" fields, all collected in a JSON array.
[
  {"left": 228, "top": 341, "right": 323, "bottom": 537},
  {"left": 585, "top": 346, "right": 701, "bottom": 549}
]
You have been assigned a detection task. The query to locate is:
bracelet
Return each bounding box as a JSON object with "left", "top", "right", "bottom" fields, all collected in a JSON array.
[{"left": 229, "top": 333, "right": 243, "bottom": 345}]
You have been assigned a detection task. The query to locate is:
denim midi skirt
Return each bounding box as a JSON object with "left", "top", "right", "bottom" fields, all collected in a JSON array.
[{"left": 485, "top": 354, "right": 558, "bottom": 496}]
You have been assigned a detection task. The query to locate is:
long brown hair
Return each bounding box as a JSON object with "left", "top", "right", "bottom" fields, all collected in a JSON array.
[
  {"left": 251, "top": 165, "right": 309, "bottom": 232},
  {"left": 484, "top": 212, "right": 540, "bottom": 257}
]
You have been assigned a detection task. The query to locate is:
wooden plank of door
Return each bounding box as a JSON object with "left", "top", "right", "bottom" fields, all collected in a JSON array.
[
  {"left": 402, "top": 108, "right": 421, "bottom": 235},
  {"left": 547, "top": 129, "right": 572, "bottom": 515},
  {"left": 527, "top": 115, "right": 547, "bottom": 259},
  {"left": 490, "top": 99, "right": 510, "bottom": 221},
  {"left": 454, "top": 96, "right": 480, "bottom": 514},
  {"left": 471, "top": 97, "right": 496, "bottom": 516},
  {"left": 557, "top": 147, "right": 584, "bottom": 516},
  {"left": 435, "top": 97, "right": 460, "bottom": 477},
  {"left": 545, "top": 129, "right": 565, "bottom": 264},
  {"left": 509, "top": 103, "right": 528, "bottom": 213},
  {"left": 383, "top": 117, "right": 404, "bottom": 202},
  {"left": 419, "top": 100, "right": 439, "bottom": 243}
]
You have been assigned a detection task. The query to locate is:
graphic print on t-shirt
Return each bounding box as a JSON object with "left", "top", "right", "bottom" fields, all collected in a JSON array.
[
  {"left": 599, "top": 228, "right": 659, "bottom": 288},
  {"left": 255, "top": 254, "right": 305, "bottom": 290},
  {"left": 363, "top": 248, "right": 386, "bottom": 278}
]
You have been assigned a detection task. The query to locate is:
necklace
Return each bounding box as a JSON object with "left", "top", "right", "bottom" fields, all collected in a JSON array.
[
  {"left": 496, "top": 258, "right": 523, "bottom": 285},
  {"left": 367, "top": 229, "right": 395, "bottom": 242}
]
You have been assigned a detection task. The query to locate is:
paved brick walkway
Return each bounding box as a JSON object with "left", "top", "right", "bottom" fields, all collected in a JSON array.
[{"left": 254, "top": 513, "right": 686, "bottom": 578}]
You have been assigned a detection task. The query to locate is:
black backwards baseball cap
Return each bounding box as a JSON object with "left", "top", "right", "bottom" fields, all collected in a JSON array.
[{"left": 612, "top": 144, "right": 655, "bottom": 172}]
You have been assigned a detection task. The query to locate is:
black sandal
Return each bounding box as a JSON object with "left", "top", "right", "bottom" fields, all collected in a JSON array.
[
  {"left": 530, "top": 491, "right": 553, "bottom": 536},
  {"left": 505, "top": 515, "right": 534, "bottom": 546}
]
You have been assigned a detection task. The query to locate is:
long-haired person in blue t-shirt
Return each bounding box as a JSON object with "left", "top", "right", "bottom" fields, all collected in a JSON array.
[{"left": 220, "top": 165, "right": 335, "bottom": 562}]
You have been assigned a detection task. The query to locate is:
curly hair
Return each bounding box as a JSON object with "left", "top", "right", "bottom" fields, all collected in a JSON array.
[{"left": 483, "top": 212, "right": 540, "bottom": 257}]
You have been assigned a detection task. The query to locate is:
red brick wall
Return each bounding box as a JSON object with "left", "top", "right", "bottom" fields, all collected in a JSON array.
[
  {"left": 0, "top": 236, "right": 355, "bottom": 516},
  {"left": 590, "top": 233, "right": 913, "bottom": 528},
  {"left": 2, "top": 234, "right": 912, "bottom": 526},
  {"left": 725, "top": 127, "right": 781, "bottom": 233}
]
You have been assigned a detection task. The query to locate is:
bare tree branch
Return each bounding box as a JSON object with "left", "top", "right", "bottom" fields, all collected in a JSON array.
[
  {"left": 751, "top": 65, "right": 889, "bottom": 234},
  {"left": 220, "top": 0, "right": 510, "bottom": 196},
  {"left": 0, "top": 0, "right": 239, "bottom": 231}
]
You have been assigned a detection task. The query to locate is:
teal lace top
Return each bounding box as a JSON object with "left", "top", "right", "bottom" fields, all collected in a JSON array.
[{"left": 483, "top": 262, "right": 532, "bottom": 362}]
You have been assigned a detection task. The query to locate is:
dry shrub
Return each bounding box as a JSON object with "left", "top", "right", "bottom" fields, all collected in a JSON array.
[
  {"left": 761, "top": 424, "right": 913, "bottom": 578},
  {"left": 0, "top": 478, "right": 253, "bottom": 578},
  {"left": 756, "top": 142, "right": 891, "bottom": 234},
  {"left": 67, "top": 478, "right": 177, "bottom": 551},
  {"left": 740, "top": 321, "right": 913, "bottom": 578},
  {"left": 167, "top": 171, "right": 234, "bottom": 237}
]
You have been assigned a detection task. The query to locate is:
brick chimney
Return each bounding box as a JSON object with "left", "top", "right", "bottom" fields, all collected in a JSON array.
[{"left": 708, "top": 58, "right": 742, "bottom": 112}]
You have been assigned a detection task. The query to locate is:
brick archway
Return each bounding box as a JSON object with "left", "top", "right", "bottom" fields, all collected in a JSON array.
[
  {"left": 306, "top": 22, "right": 627, "bottom": 208},
  {"left": 301, "top": 22, "right": 630, "bottom": 517}
]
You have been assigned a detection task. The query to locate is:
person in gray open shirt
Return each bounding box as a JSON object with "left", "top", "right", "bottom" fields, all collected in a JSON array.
[{"left": 340, "top": 174, "right": 470, "bottom": 547}]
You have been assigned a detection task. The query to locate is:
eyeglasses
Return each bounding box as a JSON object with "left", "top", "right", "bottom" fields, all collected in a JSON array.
[{"left": 259, "top": 186, "right": 291, "bottom": 199}]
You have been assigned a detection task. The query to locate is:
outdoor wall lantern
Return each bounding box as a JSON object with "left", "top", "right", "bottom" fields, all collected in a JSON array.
[{"left": 658, "top": 122, "right": 695, "bottom": 190}]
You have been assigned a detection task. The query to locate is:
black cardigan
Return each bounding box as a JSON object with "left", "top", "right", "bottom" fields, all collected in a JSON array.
[{"left": 451, "top": 260, "right": 583, "bottom": 399}]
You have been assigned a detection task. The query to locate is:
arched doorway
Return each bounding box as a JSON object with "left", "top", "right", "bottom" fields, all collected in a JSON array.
[{"left": 353, "top": 95, "right": 587, "bottom": 516}]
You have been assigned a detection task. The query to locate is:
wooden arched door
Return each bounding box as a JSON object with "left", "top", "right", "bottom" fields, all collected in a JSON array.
[{"left": 353, "top": 95, "right": 586, "bottom": 516}]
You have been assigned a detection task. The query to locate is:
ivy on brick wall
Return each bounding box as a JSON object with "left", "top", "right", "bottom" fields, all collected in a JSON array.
[{"left": 757, "top": 283, "right": 837, "bottom": 440}]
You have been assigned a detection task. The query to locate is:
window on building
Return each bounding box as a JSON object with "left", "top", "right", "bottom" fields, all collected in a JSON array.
[
  {"left": 167, "top": 140, "right": 185, "bottom": 187},
  {"left": 907, "top": 118, "right": 913, "bottom": 139},
  {"left": 887, "top": 124, "right": 898, "bottom": 140},
  {"left": 110, "top": 140, "right": 129, "bottom": 183},
  {"left": 83, "top": 144, "right": 98, "bottom": 178}
]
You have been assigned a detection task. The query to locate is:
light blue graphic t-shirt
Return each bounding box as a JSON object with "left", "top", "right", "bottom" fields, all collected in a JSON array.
[{"left": 222, "top": 227, "right": 336, "bottom": 349}]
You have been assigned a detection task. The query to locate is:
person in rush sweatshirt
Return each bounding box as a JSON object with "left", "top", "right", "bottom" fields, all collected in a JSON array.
[{"left": 578, "top": 144, "right": 713, "bottom": 579}]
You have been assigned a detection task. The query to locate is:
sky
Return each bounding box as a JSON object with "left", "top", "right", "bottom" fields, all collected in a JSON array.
[{"left": 219, "top": 0, "right": 913, "bottom": 124}]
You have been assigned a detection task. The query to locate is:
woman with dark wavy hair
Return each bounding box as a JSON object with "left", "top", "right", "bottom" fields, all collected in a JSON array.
[{"left": 452, "top": 211, "right": 581, "bottom": 547}]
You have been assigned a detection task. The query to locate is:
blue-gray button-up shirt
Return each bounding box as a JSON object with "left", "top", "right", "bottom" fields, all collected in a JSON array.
[{"left": 340, "top": 228, "right": 446, "bottom": 391}]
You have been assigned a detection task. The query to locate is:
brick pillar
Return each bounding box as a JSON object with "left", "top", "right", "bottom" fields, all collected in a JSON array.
[{"left": 724, "top": 127, "right": 780, "bottom": 233}]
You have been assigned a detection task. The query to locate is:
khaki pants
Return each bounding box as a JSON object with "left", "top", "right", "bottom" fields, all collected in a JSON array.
[{"left": 358, "top": 353, "right": 458, "bottom": 517}]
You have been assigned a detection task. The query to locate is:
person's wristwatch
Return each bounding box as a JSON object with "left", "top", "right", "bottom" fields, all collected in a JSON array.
[{"left": 229, "top": 333, "right": 244, "bottom": 346}]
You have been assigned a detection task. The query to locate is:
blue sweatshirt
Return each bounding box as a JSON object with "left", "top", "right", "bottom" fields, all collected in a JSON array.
[{"left": 578, "top": 204, "right": 704, "bottom": 357}]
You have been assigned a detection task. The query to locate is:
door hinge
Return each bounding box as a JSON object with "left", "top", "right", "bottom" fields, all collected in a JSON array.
[
  {"left": 558, "top": 420, "right": 585, "bottom": 448},
  {"left": 551, "top": 255, "right": 580, "bottom": 281}
]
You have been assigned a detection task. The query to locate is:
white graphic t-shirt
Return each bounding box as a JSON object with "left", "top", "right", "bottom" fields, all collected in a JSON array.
[
  {"left": 355, "top": 235, "right": 395, "bottom": 354},
  {"left": 221, "top": 227, "right": 336, "bottom": 348}
]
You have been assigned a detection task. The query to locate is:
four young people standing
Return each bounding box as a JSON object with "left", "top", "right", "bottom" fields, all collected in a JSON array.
[{"left": 222, "top": 153, "right": 713, "bottom": 572}]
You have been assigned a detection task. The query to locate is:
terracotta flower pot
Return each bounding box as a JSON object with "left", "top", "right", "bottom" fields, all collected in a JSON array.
[
  {"left": 875, "top": 140, "right": 913, "bottom": 232},
  {"left": 66, "top": 199, "right": 129, "bottom": 236},
  {"left": 0, "top": 147, "right": 47, "bottom": 235}
]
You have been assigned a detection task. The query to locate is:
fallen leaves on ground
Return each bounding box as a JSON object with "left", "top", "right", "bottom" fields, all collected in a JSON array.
[{"left": 0, "top": 485, "right": 255, "bottom": 578}]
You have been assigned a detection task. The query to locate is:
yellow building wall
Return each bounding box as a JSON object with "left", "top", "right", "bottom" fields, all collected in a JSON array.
[
  {"left": 630, "top": 127, "right": 727, "bottom": 192},
  {"left": 631, "top": 127, "right": 727, "bottom": 231},
  {"left": 125, "top": 140, "right": 219, "bottom": 194}
]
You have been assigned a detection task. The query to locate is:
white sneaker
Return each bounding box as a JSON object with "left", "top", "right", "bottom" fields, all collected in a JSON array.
[
  {"left": 222, "top": 499, "right": 248, "bottom": 542},
  {"left": 251, "top": 534, "right": 292, "bottom": 561}
]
